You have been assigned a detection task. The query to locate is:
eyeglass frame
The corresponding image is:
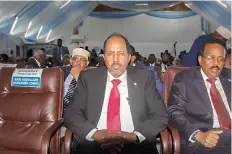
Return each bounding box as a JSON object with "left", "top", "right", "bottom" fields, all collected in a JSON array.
[{"left": 201, "top": 54, "right": 225, "bottom": 63}]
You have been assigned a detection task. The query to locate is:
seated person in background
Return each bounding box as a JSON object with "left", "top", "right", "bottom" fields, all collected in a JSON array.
[
  {"left": 157, "top": 52, "right": 172, "bottom": 74},
  {"left": 62, "top": 54, "right": 71, "bottom": 66},
  {"left": 145, "top": 54, "right": 157, "bottom": 67},
  {"left": 221, "top": 48, "right": 231, "bottom": 80},
  {"left": 168, "top": 38, "right": 231, "bottom": 154},
  {"left": 64, "top": 33, "right": 168, "bottom": 154},
  {"left": 26, "top": 50, "right": 45, "bottom": 68},
  {"left": 96, "top": 54, "right": 105, "bottom": 67},
  {"left": 0, "top": 54, "right": 9, "bottom": 63},
  {"left": 128, "top": 45, "right": 137, "bottom": 66},
  {"left": 62, "top": 48, "right": 89, "bottom": 109}
]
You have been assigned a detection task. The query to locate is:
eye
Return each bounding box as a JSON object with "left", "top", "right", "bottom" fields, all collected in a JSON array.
[{"left": 206, "top": 55, "right": 213, "bottom": 60}]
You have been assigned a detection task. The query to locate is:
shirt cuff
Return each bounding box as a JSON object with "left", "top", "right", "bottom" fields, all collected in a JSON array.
[
  {"left": 85, "top": 128, "right": 98, "bottom": 141},
  {"left": 133, "top": 131, "right": 146, "bottom": 143},
  {"left": 189, "top": 130, "right": 200, "bottom": 143}
]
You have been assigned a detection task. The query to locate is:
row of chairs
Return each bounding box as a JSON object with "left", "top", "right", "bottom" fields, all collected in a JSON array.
[{"left": 0, "top": 66, "right": 184, "bottom": 154}]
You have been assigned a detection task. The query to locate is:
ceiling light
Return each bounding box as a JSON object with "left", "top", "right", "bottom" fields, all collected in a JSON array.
[
  {"left": 36, "top": 26, "right": 43, "bottom": 39},
  {"left": 25, "top": 21, "right": 32, "bottom": 37},
  {"left": 135, "top": 3, "right": 148, "bottom": 6},
  {"left": 10, "top": 16, "right": 18, "bottom": 34},
  {"left": 216, "top": 0, "right": 227, "bottom": 8},
  {"left": 60, "top": 0, "right": 71, "bottom": 9},
  {"left": 46, "top": 29, "right": 52, "bottom": 42}
]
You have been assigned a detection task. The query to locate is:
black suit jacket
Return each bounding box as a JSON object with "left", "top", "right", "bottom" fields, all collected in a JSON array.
[
  {"left": 26, "top": 57, "right": 40, "bottom": 68},
  {"left": 167, "top": 67, "right": 231, "bottom": 151},
  {"left": 52, "top": 46, "right": 69, "bottom": 66},
  {"left": 64, "top": 66, "right": 168, "bottom": 144}
]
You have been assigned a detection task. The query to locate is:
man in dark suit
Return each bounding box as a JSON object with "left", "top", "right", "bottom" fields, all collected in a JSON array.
[
  {"left": 26, "top": 50, "right": 45, "bottom": 68},
  {"left": 64, "top": 33, "right": 168, "bottom": 154},
  {"left": 52, "top": 39, "right": 69, "bottom": 66},
  {"left": 168, "top": 38, "right": 231, "bottom": 154}
]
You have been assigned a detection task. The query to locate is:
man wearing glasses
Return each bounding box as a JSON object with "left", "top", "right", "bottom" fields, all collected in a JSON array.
[
  {"left": 168, "top": 38, "right": 231, "bottom": 154},
  {"left": 63, "top": 48, "right": 90, "bottom": 109}
]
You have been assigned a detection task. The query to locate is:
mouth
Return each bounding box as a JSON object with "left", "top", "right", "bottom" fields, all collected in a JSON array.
[
  {"left": 112, "top": 64, "right": 120, "bottom": 69},
  {"left": 210, "top": 68, "right": 219, "bottom": 72}
]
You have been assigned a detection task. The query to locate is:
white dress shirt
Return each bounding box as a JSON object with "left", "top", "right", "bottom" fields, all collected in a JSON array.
[
  {"left": 189, "top": 69, "right": 232, "bottom": 142},
  {"left": 86, "top": 71, "right": 146, "bottom": 142},
  {"left": 149, "top": 63, "right": 155, "bottom": 67},
  {"left": 33, "top": 57, "right": 41, "bottom": 67}
]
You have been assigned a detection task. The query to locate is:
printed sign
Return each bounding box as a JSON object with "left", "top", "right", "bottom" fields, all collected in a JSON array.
[{"left": 11, "top": 69, "right": 43, "bottom": 88}]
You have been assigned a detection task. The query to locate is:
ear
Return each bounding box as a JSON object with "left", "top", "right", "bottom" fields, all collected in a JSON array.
[
  {"left": 128, "top": 54, "right": 131, "bottom": 63},
  {"left": 198, "top": 56, "right": 202, "bottom": 66}
]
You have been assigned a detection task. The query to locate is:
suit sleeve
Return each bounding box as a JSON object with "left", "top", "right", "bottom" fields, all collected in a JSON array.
[
  {"left": 64, "top": 72, "right": 96, "bottom": 144},
  {"left": 167, "top": 73, "right": 200, "bottom": 142},
  {"left": 135, "top": 71, "right": 168, "bottom": 142}
]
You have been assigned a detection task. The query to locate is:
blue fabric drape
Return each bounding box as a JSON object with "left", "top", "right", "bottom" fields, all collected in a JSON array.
[{"left": 89, "top": 11, "right": 197, "bottom": 19}]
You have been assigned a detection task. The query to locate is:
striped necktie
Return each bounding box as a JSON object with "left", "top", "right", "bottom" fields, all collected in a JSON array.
[{"left": 64, "top": 78, "right": 77, "bottom": 109}]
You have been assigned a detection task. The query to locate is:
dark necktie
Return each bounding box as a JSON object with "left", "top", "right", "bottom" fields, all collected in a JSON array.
[
  {"left": 107, "top": 79, "right": 121, "bottom": 132},
  {"left": 63, "top": 78, "right": 77, "bottom": 109},
  {"left": 207, "top": 78, "right": 231, "bottom": 130}
]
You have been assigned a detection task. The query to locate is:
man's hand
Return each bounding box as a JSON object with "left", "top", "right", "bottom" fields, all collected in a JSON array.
[
  {"left": 71, "top": 67, "right": 81, "bottom": 80},
  {"left": 195, "top": 130, "right": 223, "bottom": 148},
  {"left": 91, "top": 129, "right": 113, "bottom": 144},
  {"left": 115, "top": 131, "right": 138, "bottom": 144}
]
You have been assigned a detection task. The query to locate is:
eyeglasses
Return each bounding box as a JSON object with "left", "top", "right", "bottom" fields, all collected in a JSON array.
[
  {"left": 71, "top": 57, "right": 87, "bottom": 63},
  {"left": 202, "top": 55, "right": 225, "bottom": 62}
]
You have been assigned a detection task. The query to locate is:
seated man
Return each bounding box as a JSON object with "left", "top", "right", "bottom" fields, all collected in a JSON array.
[
  {"left": 168, "top": 38, "right": 231, "bottom": 154},
  {"left": 62, "top": 48, "right": 89, "bottom": 109},
  {"left": 26, "top": 50, "right": 45, "bottom": 68},
  {"left": 64, "top": 33, "right": 168, "bottom": 154}
]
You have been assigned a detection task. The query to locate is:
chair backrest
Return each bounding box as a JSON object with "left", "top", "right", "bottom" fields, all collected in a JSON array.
[
  {"left": 163, "top": 66, "right": 189, "bottom": 107},
  {"left": 0, "top": 68, "right": 64, "bottom": 153}
]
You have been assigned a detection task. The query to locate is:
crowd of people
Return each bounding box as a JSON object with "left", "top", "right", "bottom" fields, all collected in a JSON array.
[{"left": 0, "top": 24, "right": 231, "bottom": 154}]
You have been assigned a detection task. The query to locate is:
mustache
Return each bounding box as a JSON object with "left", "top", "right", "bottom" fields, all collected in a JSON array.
[
  {"left": 209, "top": 66, "right": 219, "bottom": 70},
  {"left": 111, "top": 62, "right": 121, "bottom": 67}
]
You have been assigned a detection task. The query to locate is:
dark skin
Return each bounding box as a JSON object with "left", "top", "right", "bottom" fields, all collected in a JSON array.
[
  {"left": 196, "top": 43, "right": 226, "bottom": 148},
  {"left": 92, "top": 36, "right": 137, "bottom": 152},
  {"left": 148, "top": 54, "right": 156, "bottom": 64}
]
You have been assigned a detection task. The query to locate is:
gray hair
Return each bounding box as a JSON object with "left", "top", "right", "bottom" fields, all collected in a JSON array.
[{"left": 33, "top": 50, "right": 45, "bottom": 57}]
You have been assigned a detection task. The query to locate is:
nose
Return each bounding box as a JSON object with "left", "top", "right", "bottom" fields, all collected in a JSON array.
[
  {"left": 212, "top": 57, "right": 218, "bottom": 66},
  {"left": 113, "top": 53, "right": 119, "bottom": 62}
]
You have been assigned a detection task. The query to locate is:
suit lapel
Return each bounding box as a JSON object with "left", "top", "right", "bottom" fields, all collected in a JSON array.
[
  {"left": 92, "top": 67, "right": 108, "bottom": 122},
  {"left": 193, "top": 68, "right": 213, "bottom": 115},
  {"left": 219, "top": 76, "right": 231, "bottom": 109},
  {"left": 127, "top": 66, "right": 141, "bottom": 127}
]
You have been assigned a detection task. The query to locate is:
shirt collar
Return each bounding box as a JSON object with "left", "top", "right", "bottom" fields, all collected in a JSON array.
[
  {"left": 107, "top": 71, "right": 127, "bottom": 85},
  {"left": 200, "top": 68, "right": 219, "bottom": 81},
  {"left": 33, "top": 57, "right": 41, "bottom": 67}
]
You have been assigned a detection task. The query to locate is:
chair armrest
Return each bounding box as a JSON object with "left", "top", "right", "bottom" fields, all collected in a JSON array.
[
  {"left": 41, "top": 119, "right": 64, "bottom": 154},
  {"left": 159, "top": 129, "right": 172, "bottom": 154},
  {"left": 64, "top": 128, "right": 73, "bottom": 154},
  {"left": 168, "top": 125, "right": 180, "bottom": 154}
]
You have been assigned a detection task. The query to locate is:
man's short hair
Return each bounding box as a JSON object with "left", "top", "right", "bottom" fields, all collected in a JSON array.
[
  {"left": 129, "top": 45, "right": 135, "bottom": 55},
  {"left": 199, "top": 38, "right": 227, "bottom": 56},
  {"left": 103, "top": 33, "right": 131, "bottom": 54},
  {"left": 33, "top": 50, "right": 45, "bottom": 57},
  {"left": 226, "top": 48, "right": 231, "bottom": 55},
  {"left": 0, "top": 54, "right": 9, "bottom": 62}
]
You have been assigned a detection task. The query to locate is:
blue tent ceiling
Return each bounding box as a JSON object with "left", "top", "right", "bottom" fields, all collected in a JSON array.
[{"left": 0, "top": 1, "right": 230, "bottom": 44}]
